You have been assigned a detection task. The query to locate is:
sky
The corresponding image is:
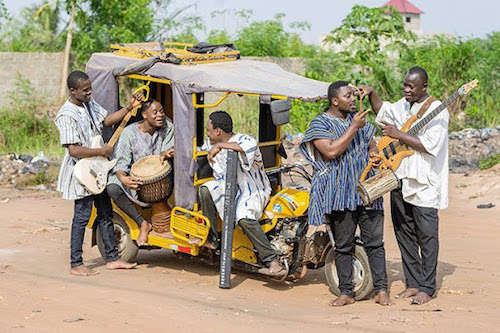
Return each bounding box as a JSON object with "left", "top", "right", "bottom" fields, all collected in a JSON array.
[{"left": 4, "top": 0, "right": 499, "bottom": 44}]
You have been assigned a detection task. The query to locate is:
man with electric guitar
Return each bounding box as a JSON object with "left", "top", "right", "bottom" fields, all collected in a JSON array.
[
  {"left": 358, "top": 66, "right": 449, "bottom": 305},
  {"left": 55, "top": 70, "right": 142, "bottom": 276}
]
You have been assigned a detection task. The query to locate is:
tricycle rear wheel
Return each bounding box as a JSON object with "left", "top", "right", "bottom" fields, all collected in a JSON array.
[
  {"left": 324, "top": 244, "right": 374, "bottom": 301},
  {"left": 96, "top": 213, "right": 139, "bottom": 263}
]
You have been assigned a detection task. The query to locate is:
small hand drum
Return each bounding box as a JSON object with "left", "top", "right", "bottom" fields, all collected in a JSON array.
[
  {"left": 357, "top": 169, "right": 399, "bottom": 205},
  {"left": 130, "top": 155, "right": 173, "bottom": 204}
]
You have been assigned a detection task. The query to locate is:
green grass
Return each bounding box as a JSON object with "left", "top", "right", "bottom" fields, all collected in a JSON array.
[
  {"left": 0, "top": 108, "right": 62, "bottom": 156},
  {"left": 479, "top": 153, "right": 500, "bottom": 170}
]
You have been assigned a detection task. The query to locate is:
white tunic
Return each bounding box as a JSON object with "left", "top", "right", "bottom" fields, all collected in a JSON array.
[
  {"left": 200, "top": 133, "right": 271, "bottom": 222},
  {"left": 376, "top": 97, "right": 449, "bottom": 209}
]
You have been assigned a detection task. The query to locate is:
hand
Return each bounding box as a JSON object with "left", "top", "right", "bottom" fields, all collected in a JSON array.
[
  {"left": 352, "top": 109, "right": 370, "bottom": 130},
  {"left": 369, "top": 151, "right": 382, "bottom": 168},
  {"left": 120, "top": 175, "right": 143, "bottom": 191},
  {"left": 160, "top": 148, "right": 175, "bottom": 163},
  {"left": 381, "top": 121, "right": 402, "bottom": 139},
  {"left": 127, "top": 92, "right": 145, "bottom": 110},
  {"left": 100, "top": 144, "right": 113, "bottom": 157},
  {"left": 207, "top": 144, "right": 221, "bottom": 163},
  {"left": 357, "top": 85, "right": 374, "bottom": 99}
]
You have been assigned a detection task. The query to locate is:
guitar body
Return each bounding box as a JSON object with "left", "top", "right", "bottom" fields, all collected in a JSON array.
[
  {"left": 73, "top": 135, "right": 117, "bottom": 194},
  {"left": 376, "top": 115, "right": 417, "bottom": 172}
]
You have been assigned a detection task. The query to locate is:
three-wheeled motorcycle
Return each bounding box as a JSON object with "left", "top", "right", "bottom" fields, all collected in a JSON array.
[{"left": 85, "top": 42, "right": 374, "bottom": 299}]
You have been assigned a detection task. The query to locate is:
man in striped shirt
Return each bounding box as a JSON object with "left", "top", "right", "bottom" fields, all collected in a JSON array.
[
  {"left": 300, "top": 81, "right": 392, "bottom": 306},
  {"left": 55, "top": 70, "right": 140, "bottom": 276}
]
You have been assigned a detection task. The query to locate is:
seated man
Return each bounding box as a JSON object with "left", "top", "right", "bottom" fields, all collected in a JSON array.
[
  {"left": 199, "top": 110, "right": 284, "bottom": 276},
  {"left": 107, "top": 99, "right": 174, "bottom": 245}
]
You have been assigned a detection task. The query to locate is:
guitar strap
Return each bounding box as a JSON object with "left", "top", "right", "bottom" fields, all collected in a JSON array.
[
  {"left": 416, "top": 96, "right": 436, "bottom": 118},
  {"left": 83, "top": 101, "right": 102, "bottom": 135}
]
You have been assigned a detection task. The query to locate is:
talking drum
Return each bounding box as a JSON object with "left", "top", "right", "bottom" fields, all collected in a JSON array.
[
  {"left": 130, "top": 155, "right": 173, "bottom": 203},
  {"left": 357, "top": 169, "right": 399, "bottom": 205}
]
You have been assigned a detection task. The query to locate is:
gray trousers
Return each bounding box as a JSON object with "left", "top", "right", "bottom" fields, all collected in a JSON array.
[
  {"left": 391, "top": 189, "right": 439, "bottom": 296},
  {"left": 198, "top": 186, "right": 278, "bottom": 266},
  {"left": 107, "top": 184, "right": 144, "bottom": 226}
]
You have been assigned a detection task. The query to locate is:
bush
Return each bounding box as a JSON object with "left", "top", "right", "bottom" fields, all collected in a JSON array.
[
  {"left": 0, "top": 77, "right": 62, "bottom": 156},
  {"left": 479, "top": 153, "right": 500, "bottom": 170}
]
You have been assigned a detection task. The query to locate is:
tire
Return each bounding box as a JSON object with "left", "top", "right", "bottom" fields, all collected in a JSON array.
[
  {"left": 96, "top": 213, "right": 139, "bottom": 263},
  {"left": 324, "top": 244, "right": 374, "bottom": 301}
]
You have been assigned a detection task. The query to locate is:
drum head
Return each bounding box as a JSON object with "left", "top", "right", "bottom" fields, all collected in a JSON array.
[{"left": 130, "top": 155, "right": 171, "bottom": 182}]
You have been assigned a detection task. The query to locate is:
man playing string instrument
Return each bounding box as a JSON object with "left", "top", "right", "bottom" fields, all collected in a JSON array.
[
  {"left": 358, "top": 66, "right": 449, "bottom": 305},
  {"left": 55, "top": 70, "right": 141, "bottom": 276}
]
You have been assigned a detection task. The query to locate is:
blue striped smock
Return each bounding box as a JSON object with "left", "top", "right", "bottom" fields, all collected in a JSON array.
[{"left": 299, "top": 112, "right": 383, "bottom": 226}]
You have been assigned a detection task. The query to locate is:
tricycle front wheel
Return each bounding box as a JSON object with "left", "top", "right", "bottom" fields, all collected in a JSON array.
[
  {"left": 324, "top": 244, "right": 374, "bottom": 301},
  {"left": 96, "top": 213, "right": 139, "bottom": 263}
]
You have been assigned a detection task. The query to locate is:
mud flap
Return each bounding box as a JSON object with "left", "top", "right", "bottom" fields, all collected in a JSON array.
[{"left": 219, "top": 150, "right": 238, "bottom": 289}]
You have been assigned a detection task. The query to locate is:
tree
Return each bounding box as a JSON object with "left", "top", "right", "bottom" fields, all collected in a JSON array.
[
  {"left": 399, "top": 34, "right": 499, "bottom": 129},
  {"left": 324, "top": 5, "right": 415, "bottom": 100},
  {"left": 71, "top": 0, "right": 154, "bottom": 66},
  {"left": 234, "top": 13, "right": 318, "bottom": 58},
  {"left": 0, "top": 1, "right": 62, "bottom": 52}
]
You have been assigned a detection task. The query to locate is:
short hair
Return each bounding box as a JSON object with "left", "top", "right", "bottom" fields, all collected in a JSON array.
[
  {"left": 67, "top": 70, "right": 89, "bottom": 90},
  {"left": 407, "top": 66, "right": 428, "bottom": 84},
  {"left": 327, "top": 80, "right": 349, "bottom": 105},
  {"left": 209, "top": 111, "right": 233, "bottom": 133},
  {"left": 140, "top": 98, "right": 159, "bottom": 113}
]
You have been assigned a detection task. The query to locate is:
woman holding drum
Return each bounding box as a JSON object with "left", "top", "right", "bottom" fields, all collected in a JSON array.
[{"left": 107, "top": 99, "right": 175, "bottom": 246}]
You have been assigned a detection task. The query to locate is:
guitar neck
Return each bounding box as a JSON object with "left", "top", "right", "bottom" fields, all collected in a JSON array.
[
  {"left": 107, "top": 106, "right": 139, "bottom": 147},
  {"left": 406, "top": 91, "right": 459, "bottom": 136}
]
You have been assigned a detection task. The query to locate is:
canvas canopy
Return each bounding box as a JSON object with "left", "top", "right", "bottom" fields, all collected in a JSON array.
[{"left": 86, "top": 53, "right": 330, "bottom": 209}]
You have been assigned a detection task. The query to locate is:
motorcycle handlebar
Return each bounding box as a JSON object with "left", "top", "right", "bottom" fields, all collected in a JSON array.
[{"left": 266, "top": 164, "right": 311, "bottom": 182}]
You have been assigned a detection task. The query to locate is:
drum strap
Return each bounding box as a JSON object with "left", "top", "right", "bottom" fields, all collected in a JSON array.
[{"left": 416, "top": 96, "right": 436, "bottom": 119}]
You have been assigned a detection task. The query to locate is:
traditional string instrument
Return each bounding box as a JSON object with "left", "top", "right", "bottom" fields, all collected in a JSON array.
[
  {"left": 357, "top": 79, "right": 479, "bottom": 204},
  {"left": 73, "top": 82, "right": 150, "bottom": 194}
]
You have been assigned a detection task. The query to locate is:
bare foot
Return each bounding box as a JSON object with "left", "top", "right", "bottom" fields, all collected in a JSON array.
[
  {"left": 137, "top": 221, "right": 152, "bottom": 246},
  {"left": 70, "top": 265, "right": 99, "bottom": 276},
  {"left": 106, "top": 259, "right": 137, "bottom": 270},
  {"left": 269, "top": 260, "right": 284, "bottom": 274},
  {"left": 203, "top": 242, "right": 217, "bottom": 250},
  {"left": 396, "top": 287, "right": 419, "bottom": 299},
  {"left": 329, "top": 294, "right": 355, "bottom": 307},
  {"left": 411, "top": 291, "right": 432, "bottom": 305},
  {"left": 374, "top": 291, "right": 394, "bottom": 306}
]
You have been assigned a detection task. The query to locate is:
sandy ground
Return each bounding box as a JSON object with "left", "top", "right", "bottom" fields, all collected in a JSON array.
[{"left": 0, "top": 167, "right": 499, "bottom": 333}]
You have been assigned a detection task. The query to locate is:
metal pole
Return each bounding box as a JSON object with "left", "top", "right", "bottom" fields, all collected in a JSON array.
[{"left": 219, "top": 150, "right": 238, "bottom": 289}]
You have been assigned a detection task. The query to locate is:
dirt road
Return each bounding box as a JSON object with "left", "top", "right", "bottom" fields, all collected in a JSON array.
[{"left": 1, "top": 167, "right": 499, "bottom": 333}]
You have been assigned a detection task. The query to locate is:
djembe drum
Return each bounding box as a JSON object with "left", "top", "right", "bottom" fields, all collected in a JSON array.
[
  {"left": 357, "top": 169, "right": 400, "bottom": 205},
  {"left": 131, "top": 155, "right": 173, "bottom": 234}
]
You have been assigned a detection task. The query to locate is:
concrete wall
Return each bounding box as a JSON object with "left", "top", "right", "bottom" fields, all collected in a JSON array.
[
  {"left": 0, "top": 52, "right": 64, "bottom": 107},
  {"left": 0, "top": 53, "right": 304, "bottom": 108},
  {"left": 403, "top": 13, "right": 421, "bottom": 32}
]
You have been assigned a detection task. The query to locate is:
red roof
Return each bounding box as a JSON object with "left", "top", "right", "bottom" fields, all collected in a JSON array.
[{"left": 381, "top": 0, "right": 424, "bottom": 14}]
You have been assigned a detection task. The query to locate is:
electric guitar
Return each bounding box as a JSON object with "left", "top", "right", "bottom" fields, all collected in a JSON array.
[
  {"left": 360, "top": 79, "right": 479, "bottom": 182},
  {"left": 73, "top": 105, "right": 140, "bottom": 194}
]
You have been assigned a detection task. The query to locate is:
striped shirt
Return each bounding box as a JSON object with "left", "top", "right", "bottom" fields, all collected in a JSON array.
[
  {"left": 200, "top": 133, "right": 271, "bottom": 222},
  {"left": 55, "top": 99, "right": 108, "bottom": 200},
  {"left": 108, "top": 120, "right": 175, "bottom": 201},
  {"left": 300, "top": 112, "right": 383, "bottom": 226}
]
